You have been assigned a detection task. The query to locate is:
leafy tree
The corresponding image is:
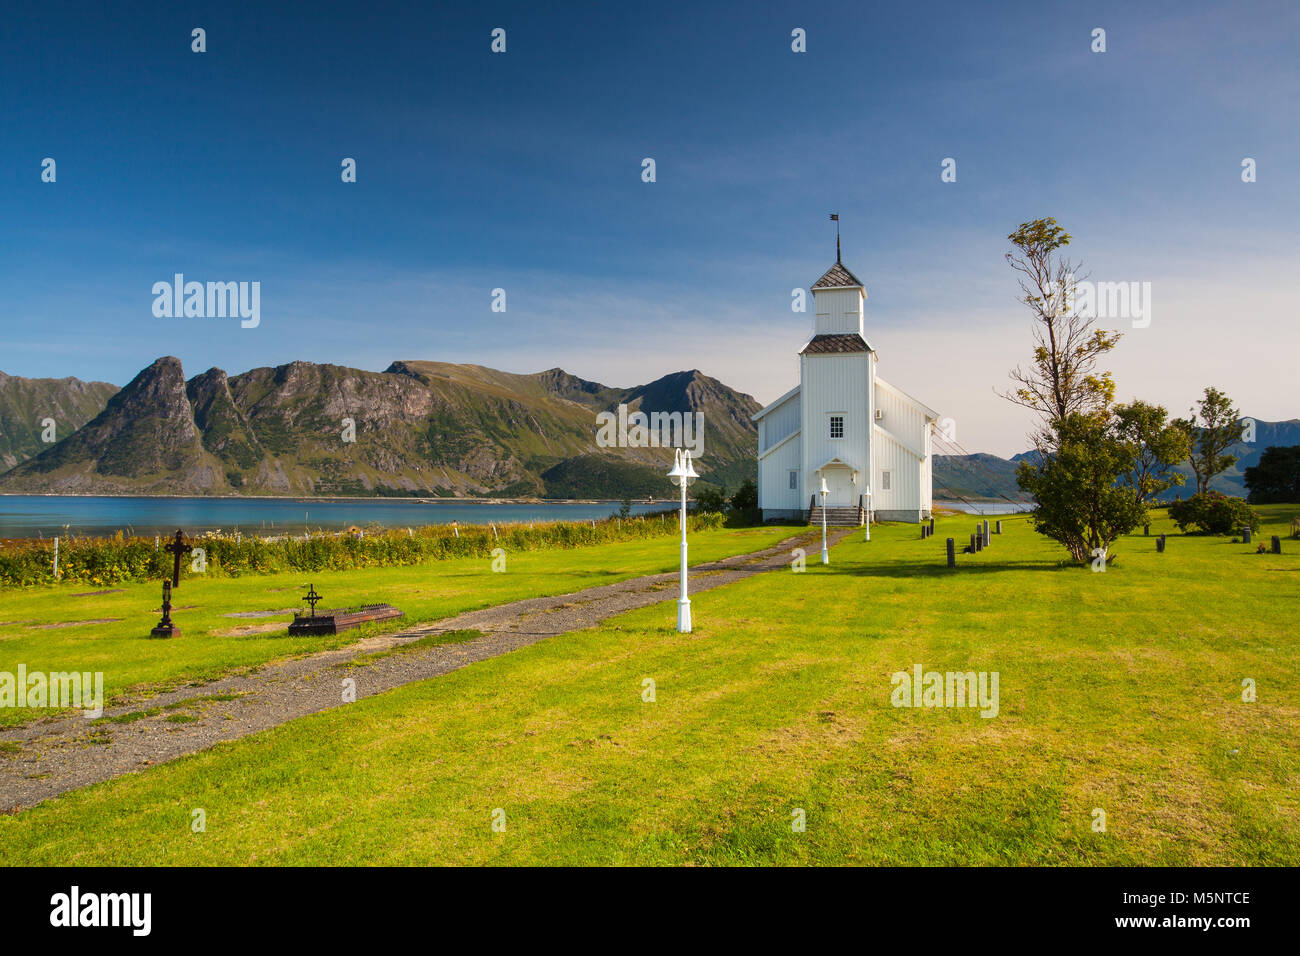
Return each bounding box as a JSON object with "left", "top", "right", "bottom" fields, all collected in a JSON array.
[
  {"left": 692, "top": 483, "right": 728, "bottom": 514},
  {"left": 1015, "top": 412, "right": 1146, "bottom": 564},
  {"left": 728, "top": 478, "right": 759, "bottom": 524},
  {"left": 1243, "top": 445, "right": 1300, "bottom": 504},
  {"left": 1112, "top": 400, "right": 1191, "bottom": 504},
  {"left": 1002, "top": 218, "right": 1122, "bottom": 455},
  {"left": 1173, "top": 387, "right": 1240, "bottom": 495},
  {"left": 1167, "top": 492, "right": 1261, "bottom": 535},
  {"left": 617, "top": 496, "right": 632, "bottom": 519}
]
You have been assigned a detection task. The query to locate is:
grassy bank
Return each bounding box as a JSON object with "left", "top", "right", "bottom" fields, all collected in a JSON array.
[{"left": 0, "top": 511, "right": 724, "bottom": 588}]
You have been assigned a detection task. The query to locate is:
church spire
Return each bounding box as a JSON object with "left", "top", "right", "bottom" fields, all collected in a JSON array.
[{"left": 831, "top": 213, "right": 841, "bottom": 263}]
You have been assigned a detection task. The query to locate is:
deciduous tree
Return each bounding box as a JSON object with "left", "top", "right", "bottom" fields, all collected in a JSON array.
[
  {"left": 1002, "top": 218, "right": 1122, "bottom": 455},
  {"left": 1173, "top": 387, "right": 1240, "bottom": 494},
  {"left": 1015, "top": 412, "right": 1146, "bottom": 563},
  {"left": 1113, "top": 400, "right": 1191, "bottom": 504}
]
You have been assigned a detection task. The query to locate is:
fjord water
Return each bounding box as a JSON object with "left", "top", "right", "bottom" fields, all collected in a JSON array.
[{"left": 0, "top": 495, "right": 677, "bottom": 539}]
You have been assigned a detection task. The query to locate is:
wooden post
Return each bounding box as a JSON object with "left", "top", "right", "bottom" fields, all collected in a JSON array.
[
  {"left": 995, "top": 520, "right": 1003, "bottom": 534},
  {"left": 1242, "top": 527, "right": 1252, "bottom": 544},
  {"left": 947, "top": 537, "right": 956, "bottom": 568},
  {"left": 982, "top": 521, "right": 990, "bottom": 547},
  {"left": 1271, "top": 535, "right": 1282, "bottom": 554},
  {"left": 971, "top": 533, "right": 979, "bottom": 553},
  {"left": 53, "top": 536, "right": 59, "bottom": 579},
  {"left": 1143, "top": 524, "right": 1150, "bottom": 536},
  {"left": 929, "top": 517, "right": 935, "bottom": 535},
  {"left": 1157, "top": 534, "right": 1166, "bottom": 553}
]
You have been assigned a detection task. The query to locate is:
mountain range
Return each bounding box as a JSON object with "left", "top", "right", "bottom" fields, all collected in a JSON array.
[
  {"left": 0, "top": 358, "right": 761, "bottom": 498},
  {"left": 0, "top": 360, "right": 1293, "bottom": 501}
]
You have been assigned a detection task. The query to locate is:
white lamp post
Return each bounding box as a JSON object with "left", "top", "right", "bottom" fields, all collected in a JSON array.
[
  {"left": 864, "top": 488, "right": 872, "bottom": 541},
  {"left": 667, "top": 448, "right": 699, "bottom": 633},
  {"left": 819, "top": 475, "right": 830, "bottom": 564}
]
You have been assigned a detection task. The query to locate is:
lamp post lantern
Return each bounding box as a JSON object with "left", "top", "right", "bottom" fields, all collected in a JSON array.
[
  {"left": 819, "top": 475, "right": 830, "bottom": 564},
  {"left": 667, "top": 448, "right": 699, "bottom": 633}
]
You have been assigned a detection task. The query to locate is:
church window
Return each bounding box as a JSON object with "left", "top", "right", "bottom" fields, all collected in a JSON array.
[
  {"left": 882, "top": 470, "right": 891, "bottom": 491},
  {"left": 829, "top": 415, "right": 844, "bottom": 439},
  {"left": 788, "top": 470, "right": 798, "bottom": 490}
]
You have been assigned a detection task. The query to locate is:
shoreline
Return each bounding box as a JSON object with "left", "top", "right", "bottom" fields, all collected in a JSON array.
[{"left": 0, "top": 492, "right": 658, "bottom": 505}]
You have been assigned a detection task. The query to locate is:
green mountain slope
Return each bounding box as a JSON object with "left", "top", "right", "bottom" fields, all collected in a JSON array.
[{"left": 0, "top": 371, "right": 118, "bottom": 471}]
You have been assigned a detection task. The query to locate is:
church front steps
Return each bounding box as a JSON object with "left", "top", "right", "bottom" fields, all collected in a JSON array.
[{"left": 807, "top": 506, "right": 865, "bottom": 527}]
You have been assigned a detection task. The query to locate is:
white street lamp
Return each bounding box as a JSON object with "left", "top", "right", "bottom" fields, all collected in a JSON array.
[
  {"left": 667, "top": 448, "right": 699, "bottom": 632},
  {"left": 819, "top": 475, "right": 830, "bottom": 564}
]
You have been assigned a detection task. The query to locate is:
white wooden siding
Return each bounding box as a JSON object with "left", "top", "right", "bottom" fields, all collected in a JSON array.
[
  {"left": 759, "top": 433, "right": 803, "bottom": 511},
  {"left": 813, "top": 288, "right": 865, "bottom": 336}
]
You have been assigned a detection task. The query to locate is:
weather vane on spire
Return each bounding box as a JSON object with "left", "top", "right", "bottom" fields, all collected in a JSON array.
[{"left": 830, "top": 213, "right": 841, "bottom": 263}]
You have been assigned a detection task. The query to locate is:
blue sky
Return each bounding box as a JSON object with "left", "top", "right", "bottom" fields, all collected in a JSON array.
[{"left": 2, "top": 0, "right": 1296, "bottom": 456}]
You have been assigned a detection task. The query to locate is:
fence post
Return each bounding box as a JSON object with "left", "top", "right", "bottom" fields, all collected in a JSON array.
[
  {"left": 947, "top": 537, "right": 956, "bottom": 568},
  {"left": 53, "top": 536, "right": 59, "bottom": 579}
]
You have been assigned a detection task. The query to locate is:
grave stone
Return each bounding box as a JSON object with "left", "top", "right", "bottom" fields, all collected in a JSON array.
[
  {"left": 1157, "top": 534, "right": 1166, "bottom": 553},
  {"left": 150, "top": 579, "right": 181, "bottom": 638},
  {"left": 164, "top": 529, "right": 187, "bottom": 588},
  {"left": 1271, "top": 535, "right": 1282, "bottom": 554},
  {"left": 946, "top": 537, "right": 955, "bottom": 568},
  {"left": 1242, "top": 528, "right": 1252, "bottom": 544},
  {"left": 287, "top": 583, "right": 404, "bottom": 635}
]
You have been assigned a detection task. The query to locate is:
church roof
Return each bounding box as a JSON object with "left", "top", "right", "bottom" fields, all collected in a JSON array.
[
  {"left": 800, "top": 333, "right": 872, "bottom": 355},
  {"left": 811, "top": 260, "right": 865, "bottom": 290}
]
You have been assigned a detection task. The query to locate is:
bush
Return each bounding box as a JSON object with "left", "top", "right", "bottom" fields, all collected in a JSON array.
[
  {"left": 692, "top": 483, "right": 728, "bottom": 514},
  {"left": 0, "top": 509, "right": 725, "bottom": 589},
  {"left": 1167, "top": 491, "right": 1261, "bottom": 535},
  {"left": 727, "top": 479, "right": 760, "bottom": 526}
]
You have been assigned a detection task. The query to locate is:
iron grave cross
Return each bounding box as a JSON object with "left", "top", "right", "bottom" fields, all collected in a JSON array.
[
  {"left": 302, "top": 584, "right": 323, "bottom": 618},
  {"left": 164, "top": 529, "right": 188, "bottom": 588}
]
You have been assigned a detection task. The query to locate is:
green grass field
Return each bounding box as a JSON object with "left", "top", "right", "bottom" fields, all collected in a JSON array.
[
  {"left": 0, "top": 525, "right": 791, "bottom": 727},
  {"left": 2, "top": 506, "right": 1297, "bottom": 865}
]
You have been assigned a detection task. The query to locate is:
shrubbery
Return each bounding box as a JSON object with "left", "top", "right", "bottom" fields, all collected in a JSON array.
[
  {"left": 0, "top": 510, "right": 727, "bottom": 588},
  {"left": 1167, "top": 491, "right": 1261, "bottom": 535}
]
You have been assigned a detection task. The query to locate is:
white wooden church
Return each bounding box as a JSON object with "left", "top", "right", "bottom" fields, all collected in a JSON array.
[{"left": 753, "top": 248, "right": 939, "bottom": 524}]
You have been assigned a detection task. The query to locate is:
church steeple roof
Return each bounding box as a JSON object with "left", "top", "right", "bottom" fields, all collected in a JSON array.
[{"left": 811, "top": 260, "right": 865, "bottom": 290}]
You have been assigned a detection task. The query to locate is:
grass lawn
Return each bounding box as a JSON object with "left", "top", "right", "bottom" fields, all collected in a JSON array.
[
  {"left": 2, "top": 506, "right": 1297, "bottom": 865},
  {"left": 0, "top": 525, "right": 792, "bottom": 727}
]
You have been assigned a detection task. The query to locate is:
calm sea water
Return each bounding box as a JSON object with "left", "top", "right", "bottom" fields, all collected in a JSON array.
[
  {"left": 0, "top": 495, "right": 678, "bottom": 539},
  {"left": 936, "top": 500, "right": 1034, "bottom": 516}
]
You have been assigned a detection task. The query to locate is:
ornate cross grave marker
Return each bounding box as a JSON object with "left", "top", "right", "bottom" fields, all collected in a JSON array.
[
  {"left": 302, "top": 583, "right": 323, "bottom": 618},
  {"left": 150, "top": 579, "right": 181, "bottom": 638},
  {"left": 164, "top": 529, "right": 188, "bottom": 589}
]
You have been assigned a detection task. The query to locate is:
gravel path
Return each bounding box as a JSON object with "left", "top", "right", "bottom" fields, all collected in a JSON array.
[{"left": 0, "top": 527, "right": 851, "bottom": 812}]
